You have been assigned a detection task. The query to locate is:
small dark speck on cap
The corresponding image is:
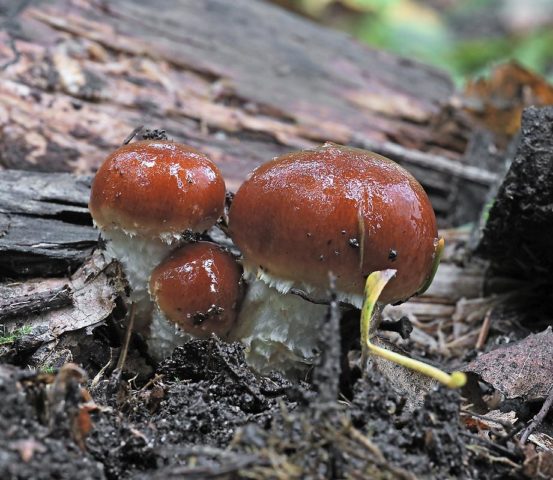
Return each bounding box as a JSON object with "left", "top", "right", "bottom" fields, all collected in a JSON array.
[
  {"left": 388, "top": 249, "right": 398, "bottom": 261},
  {"left": 349, "top": 238, "right": 359, "bottom": 248}
]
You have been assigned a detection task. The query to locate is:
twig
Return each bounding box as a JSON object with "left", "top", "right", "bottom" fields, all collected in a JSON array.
[
  {"left": 91, "top": 348, "right": 115, "bottom": 388},
  {"left": 521, "top": 385, "right": 553, "bottom": 444},
  {"left": 475, "top": 308, "right": 493, "bottom": 350},
  {"left": 466, "top": 444, "right": 521, "bottom": 470},
  {"left": 352, "top": 135, "right": 498, "bottom": 185},
  {"left": 380, "top": 316, "right": 413, "bottom": 339},
  {"left": 458, "top": 431, "right": 522, "bottom": 461},
  {"left": 0, "top": 285, "right": 73, "bottom": 321},
  {"left": 122, "top": 125, "right": 144, "bottom": 145},
  {"left": 460, "top": 409, "right": 516, "bottom": 431},
  {"left": 115, "top": 303, "right": 135, "bottom": 371}
]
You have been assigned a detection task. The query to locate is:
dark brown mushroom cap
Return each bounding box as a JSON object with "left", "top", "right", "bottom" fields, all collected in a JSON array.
[
  {"left": 89, "top": 141, "right": 226, "bottom": 239},
  {"left": 228, "top": 143, "right": 439, "bottom": 304},
  {"left": 149, "top": 242, "right": 243, "bottom": 338}
]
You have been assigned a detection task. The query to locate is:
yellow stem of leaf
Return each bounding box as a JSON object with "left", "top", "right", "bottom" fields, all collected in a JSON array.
[{"left": 361, "top": 269, "right": 466, "bottom": 389}]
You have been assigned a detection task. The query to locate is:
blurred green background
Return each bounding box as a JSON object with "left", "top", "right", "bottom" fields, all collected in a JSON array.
[{"left": 272, "top": 0, "right": 553, "bottom": 85}]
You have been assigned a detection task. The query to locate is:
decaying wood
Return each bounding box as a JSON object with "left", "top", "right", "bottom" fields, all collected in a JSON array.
[
  {"left": 0, "top": 0, "right": 499, "bottom": 224},
  {"left": 0, "top": 283, "right": 71, "bottom": 321},
  {"left": 476, "top": 106, "right": 553, "bottom": 280},
  {"left": 0, "top": 251, "right": 123, "bottom": 364},
  {"left": 0, "top": 0, "right": 538, "bottom": 379},
  {"left": 0, "top": 169, "right": 96, "bottom": 278}
]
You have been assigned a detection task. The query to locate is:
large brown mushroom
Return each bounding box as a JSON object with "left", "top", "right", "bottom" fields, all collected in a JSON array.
[
  {"left": 89, "top": 140, "right": 226, "bottom": 323},
  {"left": 228, "top": 143, "right": 441, "bottom": 374}
]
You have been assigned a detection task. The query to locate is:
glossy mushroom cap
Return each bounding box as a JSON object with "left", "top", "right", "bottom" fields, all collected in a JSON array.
[
  {"left": 149, "top": 242, "right": 243, "bottom": 338},
  {"left": 228, "top": 143, "right": 439, "bottom": 305},
  {"left": 89, "top": 140, "right": 226, "bottom": 241}
]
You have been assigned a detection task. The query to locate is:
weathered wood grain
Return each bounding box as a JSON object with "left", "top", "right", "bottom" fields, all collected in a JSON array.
[
  {"left": 0, "top": 169, "right": 96, "bottom": 278},
  {"left": 0, "top": 0, "right": 498, "bottom": 223}
]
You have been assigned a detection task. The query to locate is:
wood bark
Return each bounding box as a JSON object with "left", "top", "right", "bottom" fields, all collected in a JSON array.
[
  {"left": 0, "top": 0, "right": 498, "bottom": 225},
  {"left": 0, "top": 169, "right": 96, "bottom": 278}
]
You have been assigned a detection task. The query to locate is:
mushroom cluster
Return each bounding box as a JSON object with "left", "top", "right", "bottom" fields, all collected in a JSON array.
[
  {"left": 89, "top": 138, "right": 464, "bottom": 387},
  {"left": 89, "top": 139, "right": 242, "bottom": 356}
]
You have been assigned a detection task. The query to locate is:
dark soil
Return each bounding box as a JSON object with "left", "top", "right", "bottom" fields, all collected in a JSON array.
[{"left": 0, "top": 324, "right": 525, "bottom": 479}]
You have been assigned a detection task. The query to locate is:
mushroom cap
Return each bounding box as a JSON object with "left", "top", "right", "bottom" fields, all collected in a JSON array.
[
  {"left": 89, "top": 141, "right": 226, "bottom": 241},
  {"left": 228, "top": 143, "right": 439, "bottom": 305},
  {"left": 149, "top": 242, "right": 243, "bottom": 338}
]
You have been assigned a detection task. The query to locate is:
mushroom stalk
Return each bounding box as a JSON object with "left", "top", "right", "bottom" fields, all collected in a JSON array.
[
  {"left": 103, "top": 229, "right": 178, "bottom": 300},
  {"left": 231, "top": 278, "right": 330, "bottom": 377},
  {"left": 147, "top": 307, "right": 193, "bottom": 360},
  {"left": 102, "top": 228, "right": 177, "bottom": 327}
]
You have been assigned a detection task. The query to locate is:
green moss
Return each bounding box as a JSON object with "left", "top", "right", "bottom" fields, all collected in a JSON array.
[{"left": 0, "top": 325, "right": 33, "bottom": 345}]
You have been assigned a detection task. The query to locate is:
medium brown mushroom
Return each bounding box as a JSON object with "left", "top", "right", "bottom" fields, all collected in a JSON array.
[
  {"left": 148, "top": 241, "right": 243, "bottom": 358},
  {"left": 89, "top": 140, "right": 226, "bottom": 322},
  {"left": 228, "top": 143, "right": 441, "bottom": 374}
]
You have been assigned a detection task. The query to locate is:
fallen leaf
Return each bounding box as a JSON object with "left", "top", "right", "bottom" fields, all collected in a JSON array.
[
  {"left": 465, "top": 327, "right": 553, "bottom": 401},
  {"left": 461, "top": 62, "right": 553, "bottom": 143}
]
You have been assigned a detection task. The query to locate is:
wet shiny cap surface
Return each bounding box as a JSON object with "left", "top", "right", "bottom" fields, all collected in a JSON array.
[
  {"left": 89, "top": 141, "right": 226, "bottom": 239},
  {"left": 228, "top": 143, "right": 439, "bottom": 304},
  {"left": 149, "top": 242, "right": 243, "bottom": 338}
]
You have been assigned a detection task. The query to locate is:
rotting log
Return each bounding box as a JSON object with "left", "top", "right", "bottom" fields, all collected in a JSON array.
[
  {"left": 0, "top": 0, "right": 499, "bottom": 225},
  {"left": 0, "top": 169, "right": 96, "bottom": 278}
]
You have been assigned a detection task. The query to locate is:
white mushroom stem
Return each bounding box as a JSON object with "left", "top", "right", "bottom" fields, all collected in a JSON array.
[
  {"left": 230, "top": 278, "right": 331, "bottom": 377},
  {"left": 146, "top": 307, "right": 193, "bottom": 361},
  {"left": 101, "top": 228, "right": 178, "bottom": 329}
]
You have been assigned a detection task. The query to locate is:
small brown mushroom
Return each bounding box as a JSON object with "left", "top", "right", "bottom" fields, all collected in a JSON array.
[
  {"left": 90, "top": 141, "right": 225, "bottom": 241},
  {"left": 148, "top": 242, "right": 243, "bottom": 358}
]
